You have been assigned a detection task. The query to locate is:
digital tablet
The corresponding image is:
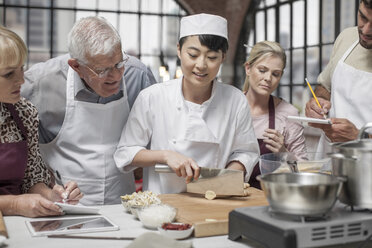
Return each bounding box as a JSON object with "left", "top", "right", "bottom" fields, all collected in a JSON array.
[
  {"left": 287, "top": 116, "right": 332, "bottom": 125},
  {"left": 26, "top": 216, "right": 119, "bottom": 237},
  {"left": 54, "top": 202, "right": 100, "bottom": 215}
]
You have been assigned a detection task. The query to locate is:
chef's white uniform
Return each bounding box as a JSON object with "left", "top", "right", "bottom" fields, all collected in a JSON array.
[
  {"left": 40, "top": 68, "right": 135, "bottom": 205},
  {"left": 317, "top": 40, "right": 372, "bottom": 155},
  {"left": 114, "top": 77, "right": 259, "bottom": 194}
]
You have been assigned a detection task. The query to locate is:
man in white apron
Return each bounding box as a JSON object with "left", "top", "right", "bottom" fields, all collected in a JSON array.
[
  {"left": 305, "top": 0, "right": 372, "bottom": 154},
  {"left": 21, "top": 17, "right": 153, "bottom": 205}
]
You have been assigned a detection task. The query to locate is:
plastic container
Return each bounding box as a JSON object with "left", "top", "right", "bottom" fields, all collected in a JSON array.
[{"left": 259, "top": 152, "right": 332, "bottom": 175}]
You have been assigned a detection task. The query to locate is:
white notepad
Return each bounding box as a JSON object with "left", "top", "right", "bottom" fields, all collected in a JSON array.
[
  {"left": 54, "top": 202, "right": 100, "bottom": 215},
  {"left": 287, "top": 116, "right": 332, "bottom": 125}
]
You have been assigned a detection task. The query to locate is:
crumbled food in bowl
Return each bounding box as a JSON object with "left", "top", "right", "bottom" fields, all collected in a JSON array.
[
  {"left": 121, "top": 191, "right": 161, "bottom": 208},
  {"left": 138, "top": 204, "right": 177, "bottom": 229},
  {"left": 162, "top": 223, "right": 192, "bottom": 230}
]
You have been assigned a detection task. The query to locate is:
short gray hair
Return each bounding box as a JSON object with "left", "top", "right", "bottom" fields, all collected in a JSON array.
[{"left": 67, "top": 16, "right": 121, "bottom": 64}]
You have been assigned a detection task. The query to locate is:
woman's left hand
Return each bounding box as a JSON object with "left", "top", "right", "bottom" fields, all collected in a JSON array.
[
  {"left": 262, "top": 128, "right": 287, "bottom": 153},
  {"left": 51, "top": 181, "right": 83, "bottom": 204}
]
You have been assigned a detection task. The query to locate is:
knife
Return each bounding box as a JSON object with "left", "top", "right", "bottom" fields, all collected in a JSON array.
[{"left": 155, "top": 165, "right": 245, "bottom": 196}]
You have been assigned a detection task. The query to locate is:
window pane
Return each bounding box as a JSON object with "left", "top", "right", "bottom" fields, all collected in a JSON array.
[
  {"left": 292, "top": 86, "right": 305, "bottom": 113},
  {"left": 53, "top": 10, "right": 75, "bottom": 54},
  {"left": 292, "top": 48, "right": 304, "bottom": 84},
  {"left": 277, "top": 86, "right": 290, "bottom": 103},
  {"left": 162, "top": 16, "right": 179, "bottom": 56},
  {"left": 281, "top": 50, "right": 291, "bottom": 84},
  {"left": 29, "top": 9, "right": 51, "bottom": 53},
  {"left": 322, "top": 0, "right": 335, "bottom": 43},
  {"left": 5, "top": 8, "right": 27, "bottom": 43},
  {"left": 163, "top": 0, "right": 180, "bottom": 14},
  {"left": 120, "top": 0, "right": 138, "bottom": 12},
  {"left": 29, "top": 0, "right": 50, "bottom": 7},
  {"left": 76, "top": 11, "right": 96, "bottom": 20},
  {"left": 266, "top": 0, "right": 277, "bottom": 7},
  {"left": 279, "top": 4, "right": 290, "bottom": 49},
  {"left": 307, "top": 0, "right": 319, "bottom": 46},
  {"left": 322, "top": 44, "right": 333, "bottom": 70},
  {"left": 0, "top": 8, "right": 3, "bottom": 25},
  {"left": 141, "top": 0, "right": 160, "bottom": 13},
  {"left": 293, "top": 0, "right": 304, "bottom": 48},
  {"left": 141, "top": 15, "right": 160, "bottom": 55},
  {"left": 98, "top": 12, "right": 118, "bottom": 28},
  {"left": 141, "top": 55, "right": 160, "bottom": 81},
  {"left": 53, "top": 0, "right": 75, "bottom": 8},
  {"left": 267, "top": 7, "right": 275, "bottom": 41},
  {"left": 341, "top": 0, "right": 355, "bottom": 30},
  {"left": 120, "top": 14, "right": 139, "bottom": 55},
  {"left": 5, "top": 0, "right": 27, "bottom": 5},
  {"left": 76, "top": 0, "right": 96, "bottom": 9},
  {"left": 306, "top": 47, "right": 319, "bottom": 83},
  {"left": 255, "top": 11, "right": 265, "bottom": 42},
  {"left": 98, "top": 0, "right": 118, "bottom": 11}
]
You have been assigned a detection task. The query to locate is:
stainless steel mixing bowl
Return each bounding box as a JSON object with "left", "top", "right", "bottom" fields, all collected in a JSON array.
[{"left": 257, "top": 172, "right": 343, "bottom": 216}]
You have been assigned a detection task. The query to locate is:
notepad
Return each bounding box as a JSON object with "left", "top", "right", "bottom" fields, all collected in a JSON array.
[
  {"left": 54, "top": 202, "right": 100, "bottom": 215},
  {"left": 287, "top": 116, "right": 332, "bottom": 125}
]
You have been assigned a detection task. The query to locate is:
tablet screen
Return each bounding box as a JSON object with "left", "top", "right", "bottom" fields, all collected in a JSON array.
[{"left": 26, "top": 216, "right": 119, "bottom": 237}]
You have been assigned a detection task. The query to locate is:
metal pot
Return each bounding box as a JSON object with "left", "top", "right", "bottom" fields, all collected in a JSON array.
[
  {"left": 330, "top": 123, "right": 372, "bottom": 208},
  {"left": 257, "top": 172, "right": 343, "bottom": 216}
]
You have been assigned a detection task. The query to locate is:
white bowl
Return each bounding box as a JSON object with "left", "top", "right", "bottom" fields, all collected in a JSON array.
[{"left": 158, "top": 223, "right": 194, "bottom": 240}]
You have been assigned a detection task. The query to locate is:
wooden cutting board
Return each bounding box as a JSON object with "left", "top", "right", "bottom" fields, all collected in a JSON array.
[{"left": 159, "top": 187, "right": 268, "bottom": 237}]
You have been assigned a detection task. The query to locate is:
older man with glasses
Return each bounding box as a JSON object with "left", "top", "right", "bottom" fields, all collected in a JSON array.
[{"left": 21, "top": 16, "right": 157, "bottom": 205}]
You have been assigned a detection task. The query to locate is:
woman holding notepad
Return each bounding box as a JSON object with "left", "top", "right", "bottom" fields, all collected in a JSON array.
[
  {"left": 0, "top": 26, "right": 83, "bottom": 217},
  {"left": 243, "top": 41, "right": 307, "bottom": 189}
]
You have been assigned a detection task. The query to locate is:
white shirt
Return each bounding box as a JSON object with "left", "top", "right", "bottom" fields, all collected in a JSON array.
[{"left": 114, "top": 77, "right": 259, "bottom": 194}]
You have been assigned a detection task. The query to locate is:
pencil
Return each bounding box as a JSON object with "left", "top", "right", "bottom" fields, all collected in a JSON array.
[{"left": 305, "top": 78, "right": 327, "bottom": 120}]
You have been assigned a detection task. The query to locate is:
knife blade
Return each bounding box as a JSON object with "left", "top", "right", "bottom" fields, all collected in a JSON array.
[{"left": 154, "top": 165, "right": 244, "bottom": 196}]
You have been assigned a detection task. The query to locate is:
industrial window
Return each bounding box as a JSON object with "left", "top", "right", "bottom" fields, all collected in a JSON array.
[
  {"left": 0, "top": 0, "right": 186, "bottom": 82},
  {"left": 240, "top": 0, "right": 359, "bottom": 113}
]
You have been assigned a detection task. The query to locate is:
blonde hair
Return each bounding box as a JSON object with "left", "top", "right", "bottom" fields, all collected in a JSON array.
[
  {"left": 0, "top": 25, "right": 27, "bottom": 69},
  {"left": 242, "top": 41, "right": 286, "bottom": 92}
]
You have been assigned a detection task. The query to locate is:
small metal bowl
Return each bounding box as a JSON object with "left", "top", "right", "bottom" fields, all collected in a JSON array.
[{"left": 257, "top": 172, "right": 343, "bottom": 216}]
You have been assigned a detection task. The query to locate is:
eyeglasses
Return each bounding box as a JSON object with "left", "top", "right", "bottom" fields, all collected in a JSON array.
[{"left": 82, "top": 52, "right": 129, "bottom": 79}]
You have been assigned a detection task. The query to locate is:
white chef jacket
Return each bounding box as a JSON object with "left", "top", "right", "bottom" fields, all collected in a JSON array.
[{"left": 114, "top": 77, "right": 259, "bottom": 194}]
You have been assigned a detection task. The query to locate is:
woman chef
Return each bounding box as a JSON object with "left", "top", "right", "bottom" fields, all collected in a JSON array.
[
  {"left": 114, "top": 13, "right": 259, "bottom": 194},
  {"left": 242, "top": 41, "right": 307, "bottom": 189},
  {"left": 0, "top": 26, "right": 82, "bottom": 217}
]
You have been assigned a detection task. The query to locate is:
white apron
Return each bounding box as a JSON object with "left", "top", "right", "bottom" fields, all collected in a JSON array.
[
  {"left": 316, "top": 40, "right": 372, "bottom": 156},
  {"left": 40, "top": 68, "right": 135, "bottom": 205}
]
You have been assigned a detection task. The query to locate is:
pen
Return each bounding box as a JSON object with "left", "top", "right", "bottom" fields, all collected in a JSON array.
[
  {"left": 55, "top": 170, "right": 69, "bottom": 203},
  {"left": 305, "top": 78, "right": 328, "bottom": 120}
]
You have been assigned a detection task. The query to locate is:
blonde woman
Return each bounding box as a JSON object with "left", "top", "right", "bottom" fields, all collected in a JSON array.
[
  {"left": 243, "top": 41, "right": 307, "bottom": 188},
  {"left": 0, "top": 26, "right": 82, "bottom": 217}
]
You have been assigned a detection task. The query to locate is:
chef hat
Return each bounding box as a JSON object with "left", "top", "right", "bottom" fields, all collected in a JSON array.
[{"left": 179, "top": 13, "right": 228, "bottom": 40}]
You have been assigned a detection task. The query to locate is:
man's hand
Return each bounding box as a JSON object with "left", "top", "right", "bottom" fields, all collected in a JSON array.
[
  {"left": 305, "top": 85, "right": 331, "bottom": 128},
  {"left": 321, "top": 118, "right": 359, "bottom": 142},
  {"left": 164, "top": 151, "right": 200, "bottom": 183}
]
